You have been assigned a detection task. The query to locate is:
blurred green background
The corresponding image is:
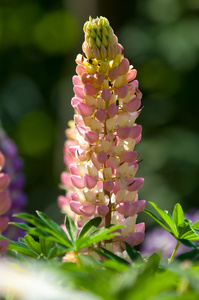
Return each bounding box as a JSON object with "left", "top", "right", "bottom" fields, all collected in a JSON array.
[{"left": 0, "top": 0, "right": 199, "bottom": 224}]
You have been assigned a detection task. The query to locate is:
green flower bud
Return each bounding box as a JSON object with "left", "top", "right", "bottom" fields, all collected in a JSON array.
[{"left": 83, "top": 16, "right": 118, "bottom": 60}]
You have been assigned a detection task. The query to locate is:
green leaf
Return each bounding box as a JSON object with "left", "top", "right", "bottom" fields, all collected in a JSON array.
[
  {"left": 173, "top": 203, "right": 184, "bottom": 229},
  {"left": 102, "top": 260, "right": 128, "bottom": 272},
  {"left": 9, "top": 222, "right": 43, "bottom": 236},
  {"left": 65, "top": 216, "right": 77, "bottom": 244},
  {"left": 39, "top": 236, "right": 53, "bottom": 257},
  {"left": 144, "top": 209, "right": 172, "bottom": 233},
  {"left": 191, "top": 228, "right": 199, "bottom": 237},
  {"left": 179, "top": 239, "right": 198, "bottom": 249},
  {"left": 177, "top": 249, "right": 199, "bottom": 261},
  {"left": 99, "top": 247, "right": 130, "bottom": 265},
  {"left": 181, "top": 231, "right": 199, "bottom": 241},
  {"left": 78, "top": 217, "right": 102, "bottom": 238},
  {"left": 36, "top": 211, "right": 72, "bottom": 248},
  {"left": 24, "top": 234, "right": 42, "bottom": 255},
  {"left": 149, "top": 202, "right": 178, "bottom": 236},
  {"left": 87, "top": 224, "right": 123, "bottom": 246},
  {"left": 124, "top": 242, "right": 143, "bottom": 263},
  {"left": 191, "top": 220, "right": 199, "bottom": 229}
]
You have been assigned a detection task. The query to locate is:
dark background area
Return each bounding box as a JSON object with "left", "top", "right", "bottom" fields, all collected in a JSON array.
[{"left": 0, "top": 0, "right": 199, "bottom": 225}]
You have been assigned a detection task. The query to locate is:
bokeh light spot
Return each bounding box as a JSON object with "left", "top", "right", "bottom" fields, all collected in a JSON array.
[
  {"left": 15, "top": 110, "right": 55, "bottom": 156},
  {"left": 33, "top": 10, "right": 79, "bottom": 55}
]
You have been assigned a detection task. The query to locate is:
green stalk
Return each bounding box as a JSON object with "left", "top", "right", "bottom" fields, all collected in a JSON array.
[{"left": 169, "top": 240, "right": 180, "bottom": 264}]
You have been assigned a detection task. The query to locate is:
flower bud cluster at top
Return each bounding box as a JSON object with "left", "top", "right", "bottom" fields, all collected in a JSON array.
[
  {"left": 58, "top": 17, "right": 145, "bottom": 251},
  {"left": 0, "top": 128, "right": 27, "bottom": 241}
]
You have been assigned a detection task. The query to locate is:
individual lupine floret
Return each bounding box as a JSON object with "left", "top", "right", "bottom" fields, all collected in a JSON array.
[
  {"left": 59, "top": 16, "right": 145, "bottom": 251},
  {"left": 0, "top": 151, "right": 11, "bottom": 253}
]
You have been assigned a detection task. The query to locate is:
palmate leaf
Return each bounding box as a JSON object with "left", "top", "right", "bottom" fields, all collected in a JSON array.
[
  {"left": 90, "top": 246, "right": 130, "bottom": 265},
  {"left": 144, "top": 209, "right": 172, "bottom": 234},
  {"left": 65, "top": 216, "right": 77, "bottom": 244},
  {"left": 24, "top": 234, "right": 42, "bottom": 255},
  {"left": 173, "top": 203, "right": 184, "bottom": 229},
  {"left": 78, "top": 217, "right": 102, "bottom": 238},
  {"left": 86, "top": 224, "right": 123, "bottom": 246},
  {"left": 124, "top": 242, "right": 143, "bottom": 263},
  {"left": 149, "top": 202, "right": 178, "bottom": 236},
  {"left": 76, "top": 224, "right": 123, "bottom": 251},
  {"left": 36, "top": 211, "right": 72, "bottom": 248},
  {"left": 15, "top": 212, "right": 73, "bottom": 249}
]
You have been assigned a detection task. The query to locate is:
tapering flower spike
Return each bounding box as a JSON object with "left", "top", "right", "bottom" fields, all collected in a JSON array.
[
  {"left": 0, "top": 151, "right": 11, "bottom": 253},
  {"left": 59, "top": 16, "right": 145, "bottom": 253},
  {"left": 0, "top": 127, "right": 27, "bottom": 241}
]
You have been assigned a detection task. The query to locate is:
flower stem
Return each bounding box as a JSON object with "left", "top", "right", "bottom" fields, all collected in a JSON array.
[{"left": 169, "top": 240, "right": 180, "bottom": 264}]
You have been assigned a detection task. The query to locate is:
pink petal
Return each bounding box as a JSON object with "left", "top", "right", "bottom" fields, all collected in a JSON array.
[
  {"left": 101, "top": 88, "right": 112, "bottom": 102},
  {"left": 83, "top": 174, "right": 97, "bottom": 189},
  {"left": 127, "top": 69, "right": 137, "bottom": 82},
  {"left": 0, "top": 216, "right": 9, "bottom": 232},
  {"left": 0, "top": 190, "right": 11, "bottom": 215},
  {"left": 61, "top": 172, "right": 71, "bottom": 188},
  {"left": 115, "top": 84, "right": 128, "bottom": 99},
  {"left": 108, "top": 66, "right": 118, "bottom": 81},
  {"left": 134, "top": 232, "right": 145, "bottom": 245},
  {"left": 116, "top": 201, "right": 130, "bottom": 215},
  {"left": 71, "top": 192, "right": 79, "bottom": 201},
  {"left": 135, "top": 222, "right": 145, "bottom": 233},
  {"left": 121, "top": 151, "right": 138, "bottom": 163},
  {"left": 97, "top": 151, "right": 108, "bottom": 164},
  {"left": 76, "top": 65, "right": 86, "bottom": 76},
  {"left": 73, "top": 85, "right": 84, "bottom": 99},
  {"left": 0, "top": 240, "right": 9, "bottom": 253},
  {"left": 0, "top": 173, "right": 11, "bottom": 192},
  {"left": 97, "top": 205, "right": 109, "bottom": 217},
  {"left": 93, "top": 73, "right": 104, "bottom": 86},
  {"left": 76, "top": 102, "right": 94, "bottom": 117},
  {"left": 117, "top": 126, "right": 131, "bottom": 139},
  {"left": 129, "top": 125, "right": 142, "bottom": 139},
  {"left": 118, "top": 58, "right": 130, "bottom": 75},
  {"left": 107, "top": 103, "right": 118, "bottom": 118},
  {"left": 71, "top": 175, "right": 85, "bottom": 189},
  {"left": 85, "top": 131, "right": 99, "bottom": 144},
  {"left": 80, "top": 204, "right": 96, "bottom": 217},
  {"left": 69, "top": 164, "right": 79, "bottom": 175},
  {"left": 127, "top": 178, "right": 144, "bottom": 192},
  {"left": 137, "top": 200, "right": 146, "bottom": 213},
  {"left": 124, "top": 97, "right": 141, "bottom": 112},
  {"left": 128, "top": 201, "right": 139, "bottom": 216},
  {"left": 83, "top": 83, "right": 96, "bottom": 96},
  {"left": 96, "top": 109, "right": 107, "bottom": 122},
  {"left": 135, "top": 134, "right": 142, "bottom": 144},
  {"left": 0, "top": 152, "right": 5, "bottom": 170},
  {"left": 72, "top": 75, "right": 81, "bottom": 86},
  {"left": 123, "top": 234, "right": 136, "bottom": 247},
  {"left": 70, "top": 201, "right": 82, "bottom": 215},
  {"left": 103, "top": 180, "right": 114, "bottom": 192},
  {"left": 57, "top": 196, "right": 70, "bottom": 209}
]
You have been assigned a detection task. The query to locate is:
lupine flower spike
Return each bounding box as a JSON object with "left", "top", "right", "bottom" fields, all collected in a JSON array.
[
  {"left": 59, "top": 16, "right": 145, "bottom": 252},
  {"left": 0, "top": 127, "right": 27, "bottom": 240},
  {"left": 0, "top": 151, "right": 11, "bottom": 253}
]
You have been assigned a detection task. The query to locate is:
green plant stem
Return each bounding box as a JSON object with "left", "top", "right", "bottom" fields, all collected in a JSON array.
[{"left": 169, "top": 240, "right": 180, "bottom": 264}]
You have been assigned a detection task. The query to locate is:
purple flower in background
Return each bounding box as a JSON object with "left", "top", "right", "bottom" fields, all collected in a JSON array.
[
  {"left": 141, "top": 209, "right": 199, "bottom": 258},
  {"left": 0, "top": 127, "right": 27, "bottom": 240}
]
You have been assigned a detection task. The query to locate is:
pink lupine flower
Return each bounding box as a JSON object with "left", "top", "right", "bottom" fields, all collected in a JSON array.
[{"left": 58, "top": 16, "right": 146, "bottom": 253}]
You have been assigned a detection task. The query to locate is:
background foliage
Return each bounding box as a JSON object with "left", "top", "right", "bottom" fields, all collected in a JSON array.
[{"left": 0, "top": 0, "right": 198, "bottom": 226}]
